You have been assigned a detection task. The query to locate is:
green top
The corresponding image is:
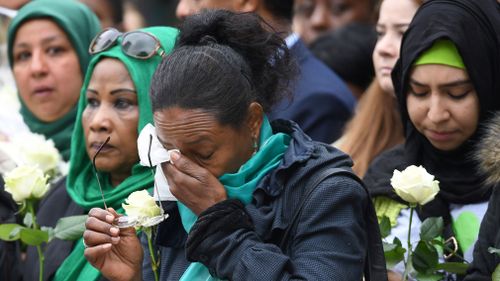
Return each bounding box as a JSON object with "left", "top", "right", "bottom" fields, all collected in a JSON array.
[
  {"left": 55, "top": 26, "right": 178, "bottom": 281},
  {"left": 414, "top": 40, "right": 466, "bottom": 70},
  {"left": 7, "top": 0, "right": 101, "bottom": 160}
]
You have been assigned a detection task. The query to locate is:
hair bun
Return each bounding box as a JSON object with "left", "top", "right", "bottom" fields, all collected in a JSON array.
[
  {"left": 177, "top": 9, "right": 235, "bottom": 47},
  {"left": 199, "top": 35, "right": 218, "bottom": 45}
]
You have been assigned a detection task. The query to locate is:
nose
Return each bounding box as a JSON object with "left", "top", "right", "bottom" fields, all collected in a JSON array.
[
  {"left": 427, "top": 94, "right": 450, "bottom": 123},
  {"left": 176, "top": 0, "right": 195, "bottom": 21},
  {"left": 89, "top": 103, "right": 112, "bottom": 133},
  {"left": 30, "top": 50, "right": 49, "bottom": 78},
  {"left": 310, "top": 5, "right": 332, "bottom": 31},
  {"left": 375, "top": 33, "right": 398, "bottom": 59}
]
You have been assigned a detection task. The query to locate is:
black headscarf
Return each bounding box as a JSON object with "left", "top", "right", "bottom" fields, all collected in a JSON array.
[{"left": 366, "top": 0, "right": 500, "bottom": 223}]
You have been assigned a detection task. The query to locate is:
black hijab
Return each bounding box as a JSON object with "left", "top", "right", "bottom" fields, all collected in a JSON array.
[{"left": 366, "top": 0, "right": 500, "bottom": 223}]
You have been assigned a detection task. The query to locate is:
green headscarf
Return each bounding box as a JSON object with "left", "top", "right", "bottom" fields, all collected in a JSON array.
[
  {"left": 54, "top": 26, "right": 178, "bottom": 281},
  {"left": 7, "top": 0, "right": 101, "bottom": 161}
]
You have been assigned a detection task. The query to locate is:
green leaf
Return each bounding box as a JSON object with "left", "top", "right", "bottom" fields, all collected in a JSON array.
[
  {"left": 420, "top": 217, "right": 443, "bottom": 242},
  {"left": 489, "top": 247, "right": 500, "bottom": 257},
  {"left": 23, "top": 212, "right": 33, "bottom": 228},
  {"left": 493, "top": 264, "right": 500, "bottom": 281},
  {"left": 384, "top": 237, "right": 406, "bottom": 268},
  {"left": 0, "top": 224, "right": 23, "bottom": 241},
  {"left": 412, "top": 241, "right": 438, "bottom": 273},
  {"left": 414, "top": 272, "right": 444, "bottom": 281},
  {"left": 379, "top": 216, "right": 391, "bottom": 238},
  {"left": 20, "top": 228, "right": 49, "bottom": 246},
  {"left": 435, "top": 262, "right": 468, "bottom": 274},
  {"left": 41, "top": 226, "right": 55, "bottom": 242},
  {"left": 54, "top": 215, "right": 88, "bottom": 241}
]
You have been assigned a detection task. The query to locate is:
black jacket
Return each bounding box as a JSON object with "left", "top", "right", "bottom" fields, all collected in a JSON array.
[
  {"left": 0, "top": 176, "right": 22, "bottom": 281},
  {"left": 464, "top": 112, "right": 500, "bottom": 281},
  {"left": 144, "top": 120, "right": 386, "bottom": 280}
]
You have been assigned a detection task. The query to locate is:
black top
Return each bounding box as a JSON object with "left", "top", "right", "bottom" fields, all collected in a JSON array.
[{"left": 143, "top": 120, "right": 386, "bottom": 280}]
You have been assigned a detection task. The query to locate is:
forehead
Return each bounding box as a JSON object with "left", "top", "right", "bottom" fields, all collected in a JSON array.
[
  {"left": 89, "top": 58, "right": 133, "bottom": 85},
  {"left": 14, "top": 18, "right": 68, "bottom": 44},
  {"left": 410, "top": 64, "right": 469, "bottom": 83},
  {"left": 378, "top": 0, "right": 418, "bottom": 23},
  {"left": 153, "top": 107, "right": 224, "bottom": 140},
  {"left": 188, "top": 0, "right": 234, "bottom": 10}
]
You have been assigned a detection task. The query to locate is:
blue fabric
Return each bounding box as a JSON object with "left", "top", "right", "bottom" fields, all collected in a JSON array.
[
  {"left": 144, "top": 119, "right": 375, "bottom": 280},
  {"left": 268, "top": 39, "right": 356, "bottom": 144}
]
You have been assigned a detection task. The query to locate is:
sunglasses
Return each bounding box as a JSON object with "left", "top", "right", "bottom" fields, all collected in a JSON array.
[
  {"left": 93, "top": 135, "right": 167, "bottom": 228},
  {"left": 89, "top": 27, "right": 165, "bottom": 59}
]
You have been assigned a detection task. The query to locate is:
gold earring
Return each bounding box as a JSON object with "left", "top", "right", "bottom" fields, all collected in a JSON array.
[{"left": 252, "top": 136, "right": 258, "bottom": 155}]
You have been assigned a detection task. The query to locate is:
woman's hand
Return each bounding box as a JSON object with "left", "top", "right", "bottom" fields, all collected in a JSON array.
[
  {"left": 83, "top": 208, "right": 143, "bottom": 281},
  {"left": 164, "top": 151, "right": 227, "bottom": 215}
]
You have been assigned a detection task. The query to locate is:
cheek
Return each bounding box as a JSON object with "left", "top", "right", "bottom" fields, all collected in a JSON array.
[
  {"left": 13, "top": 67, "right": 30, "bottom": 99},
  {"left": 120, "top": 111, "right": 140, "bottom": 157},
  {"left": 406, "top": 97, "right": 425, "bottom": 128}
]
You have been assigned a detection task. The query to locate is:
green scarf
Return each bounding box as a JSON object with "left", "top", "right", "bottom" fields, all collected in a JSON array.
[
  {"left": 7, "top": 0, "right": 101, "bottom": 161},
  {"left": 179, "top": 117, "right": 290, "bottom": 281},
  {"left": 54, "top": 26, "right": 178, "bottom": 281}
]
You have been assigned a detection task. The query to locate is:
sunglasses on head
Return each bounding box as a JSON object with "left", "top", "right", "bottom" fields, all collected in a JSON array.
[{"left": 89, "top": 27, "right": 165, "bottom": 59}]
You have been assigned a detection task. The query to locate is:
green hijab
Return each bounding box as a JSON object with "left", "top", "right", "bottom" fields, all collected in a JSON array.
[
  {"left": 7, "top": 0, "right": 100, "bottom": 161},
  {"left": 55, "top": 26, "right": 178, "bottom": 281}
]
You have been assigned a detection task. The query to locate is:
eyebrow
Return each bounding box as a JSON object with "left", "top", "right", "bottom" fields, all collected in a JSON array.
[
  {"left": 86, "top": 88, "right": 137, "bottom": 95},
  {"left": 409, "top": 78, "right": 472, "bottom": 88},
  {"left": 14, "top": 35, "right": 65, "bottom": 49},
  {"left": 376, "top": 23, "right": 410, "bottom": 29}
]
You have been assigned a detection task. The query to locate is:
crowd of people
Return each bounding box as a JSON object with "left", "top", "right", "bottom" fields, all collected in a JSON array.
[{"left": 0, "top": 0, "right": 499, "bottom": 280}]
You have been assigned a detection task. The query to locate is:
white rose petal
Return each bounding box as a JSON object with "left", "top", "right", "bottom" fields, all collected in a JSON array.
[
  {"left": 391, "top": 165, "right": 440, "bottom": 206},
  {"left": 17, "top": 134, "right": 61, "bottom": 173},
  {"left": 4, "top": 165, "right": 49, "bottom": 202},
  {"left": 122, "top": 190, "right": 162, "bottom": 223}
]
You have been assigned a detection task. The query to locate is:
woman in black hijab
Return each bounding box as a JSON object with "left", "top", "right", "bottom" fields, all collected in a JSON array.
[{"left": 363, "top": 0, "right": 500, "bottom": 277}]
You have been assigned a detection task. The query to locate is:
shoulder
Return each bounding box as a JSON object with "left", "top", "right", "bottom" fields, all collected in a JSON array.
[
  {"left": 291, "top": 41, "right": 355, "bottom": 110},
  {"left": 37, "top": 177, "right": 83, "bottom": 226},
  {"left": 364, "top": 144, "right": 406, "bottom": 193}
]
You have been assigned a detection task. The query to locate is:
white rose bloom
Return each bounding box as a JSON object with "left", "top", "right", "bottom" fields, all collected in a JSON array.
[
  {"left": 4, "top": 165, "right": 50, "bottom": 202},
  {"left": 122, "top": 190, "right": 162, "bottom": 220},
  {"left": 0, "top": 133, "right": 61, "bottom": 174},
  {"left": 18, "top": 134, "right": 61, "bottom": 174},
  {"left": 391, "top": 165, "right": 440, "bottom": 206}
]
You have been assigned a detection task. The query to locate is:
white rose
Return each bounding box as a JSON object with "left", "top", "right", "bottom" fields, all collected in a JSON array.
[
  {"left": 391, "top": 165, "right": 440, "bottom": 206},
  {"left": 122, "top": 190, "right": 162, "bottom": 220},
  {"left": 4, "top": 165, "right": 50, "bottom": 202},
  {"left": 0, "top": 133, "right": 61, "bottom": 175},
  {"left": 18, "top": 134, "right": 61, "bottom": 174}
]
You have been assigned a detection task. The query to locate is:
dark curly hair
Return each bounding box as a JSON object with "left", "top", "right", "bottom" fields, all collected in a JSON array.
[{"left": 150, "top": 10, "right": 297, "bottom": 128}]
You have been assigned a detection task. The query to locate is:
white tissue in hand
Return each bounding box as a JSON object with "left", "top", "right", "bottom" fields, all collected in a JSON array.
[
  {"left": 154, "top": 165, "right": 177, "bottom": 201},
  {"left": 138, "top": 123, "right": 170, "bottom": 167}
]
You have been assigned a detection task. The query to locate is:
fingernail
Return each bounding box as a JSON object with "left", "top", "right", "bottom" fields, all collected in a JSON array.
[
  {"left": 170, "top": 151, "right": 180, "bottom": 162},
  {"left": 102, "top": 243, "right": 112, "bottom": 250},
  {"left": 105, "top": 215, "right": 114, "bottom": 223},
  {"left": 111, "top": 236, "right": 120, "bottom": 244},
  {"left": 110, "top": 227, "right": 119, "bottom": 235}
]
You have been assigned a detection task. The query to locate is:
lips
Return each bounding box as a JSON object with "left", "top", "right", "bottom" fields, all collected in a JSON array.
[
  {"left": 90, "top": 141, "right": 116, "bottom": 153},
  {"left": 426, "top": 130, "right": 457, "bottom": 142},
  {"left": 32, "top": 86, "right": 54, "bottom": 98},
  {"left": 379, "top": 67, "right": 393, "bottom": 75}
]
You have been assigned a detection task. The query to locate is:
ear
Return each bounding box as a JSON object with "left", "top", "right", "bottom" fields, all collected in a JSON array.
[
  {"left": 237, "top": 0, "right": 260, "bottom": 12},
  {"left": 245, "top": 102, "right": 264, "bottom": 140}
]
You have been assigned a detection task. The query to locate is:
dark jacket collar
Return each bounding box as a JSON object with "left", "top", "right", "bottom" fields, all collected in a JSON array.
[{"left": 260, "top": 119, "right": 352, "bottom": 197}]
